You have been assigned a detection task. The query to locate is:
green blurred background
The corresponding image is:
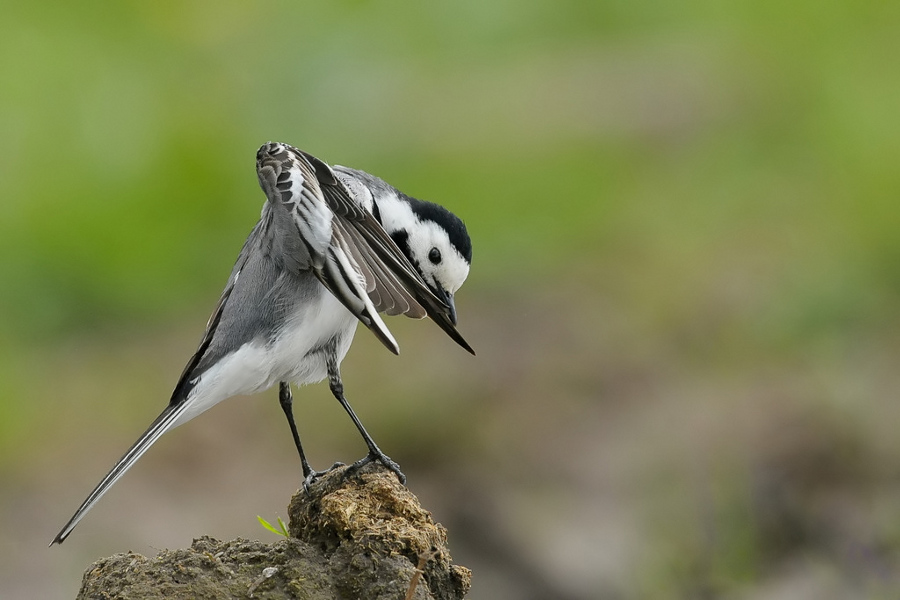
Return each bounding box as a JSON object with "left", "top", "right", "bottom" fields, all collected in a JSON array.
[{"left": 3, "top": 0, "right": 900, "bottom": 598}]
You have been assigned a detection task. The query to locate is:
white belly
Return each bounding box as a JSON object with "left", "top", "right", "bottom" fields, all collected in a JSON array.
[
  {"left": 273, "top": 290, "right": 358, "bottom": 384},
  {"left": 173, "top": 291, "right": 357, "bottom": 428}
]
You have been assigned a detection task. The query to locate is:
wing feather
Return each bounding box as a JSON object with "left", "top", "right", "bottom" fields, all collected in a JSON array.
[
  {"left": 256, "top": 142, "right": 471, "bottom": 354},
  {"left": 256, "top": 142, "right": 400, "bottom": 353}
]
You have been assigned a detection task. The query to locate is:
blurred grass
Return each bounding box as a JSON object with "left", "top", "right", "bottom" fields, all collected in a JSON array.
[{"left": 2, "top": 0, "right": 900, "bottom": 598}]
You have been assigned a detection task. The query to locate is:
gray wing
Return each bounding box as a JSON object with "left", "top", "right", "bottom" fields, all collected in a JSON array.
[
  {"left": 297, "top": 150, "right": 436, "bottom": 318},
  {"left": 256, "top": 142, "right": 401, "bottom": 353},
  {"left": 169, "top": 220, "right": 288, "bottom": 400},
  {"left": 256, "top": 142, "right": 472, "bottom": 354}
]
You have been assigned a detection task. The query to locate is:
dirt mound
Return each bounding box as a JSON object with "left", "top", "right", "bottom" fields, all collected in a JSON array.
[{"left": 76, "top": 463, "right": 470, "bottom": 599}]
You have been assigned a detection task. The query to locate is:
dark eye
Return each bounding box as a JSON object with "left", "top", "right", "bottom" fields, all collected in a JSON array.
[{"left": 428, "top": 247, "right": 442, "bottom": 264}]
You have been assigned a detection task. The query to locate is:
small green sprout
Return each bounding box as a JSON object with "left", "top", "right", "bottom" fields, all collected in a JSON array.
[{"left": 257, "top": 515, "right": 290, "bottom": 538}]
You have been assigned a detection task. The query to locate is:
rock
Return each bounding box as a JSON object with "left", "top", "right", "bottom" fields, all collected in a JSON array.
[{"left": 76, "top": 463, "right": 471, "bottom": 599}]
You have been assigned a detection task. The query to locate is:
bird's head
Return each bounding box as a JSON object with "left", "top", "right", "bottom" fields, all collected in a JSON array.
[
  {"left": 391, "top": 203, "right": 471, "bottom": 324},
  {"left": 334, "top": 167, "right": 472, "bottom": 324}
]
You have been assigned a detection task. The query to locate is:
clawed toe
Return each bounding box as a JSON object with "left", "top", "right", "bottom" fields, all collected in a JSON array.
[
  {"left": 302, "top": 452, "right": 406, "bottom": 491},
  {"left": 302, "top": 461, "right": 345, "bottom": 493},
  {"left": 348, "top": 451, "right": 406, "bottom": 485}
]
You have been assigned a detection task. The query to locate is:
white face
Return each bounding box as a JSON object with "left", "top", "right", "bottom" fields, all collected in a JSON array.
[
  {"left": 373, "top": 188, "right": 470, "bottom": 295},
  {"left": 406, "top": 219, "right": 470, "bottom": 295}
]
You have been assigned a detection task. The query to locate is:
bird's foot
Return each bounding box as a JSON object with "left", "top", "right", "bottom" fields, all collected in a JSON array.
[
  {"left": 302, "top": 461, "right": 345, "bottom": 493},
  {"left": 348, "top": 450, "right": 406, "bottom": 485}
]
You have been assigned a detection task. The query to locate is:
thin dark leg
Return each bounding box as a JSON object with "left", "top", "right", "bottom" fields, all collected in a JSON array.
[
  {"left": 279, "top": 381, "right": 342, "bottom": 490},
  {"left": 326, "top": 359, "right": 406, "bottom": 484}
]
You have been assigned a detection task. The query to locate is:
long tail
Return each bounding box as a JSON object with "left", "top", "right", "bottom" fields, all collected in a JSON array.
[{"left": 50, "top": 401, "right": 190, "bottom": 545}]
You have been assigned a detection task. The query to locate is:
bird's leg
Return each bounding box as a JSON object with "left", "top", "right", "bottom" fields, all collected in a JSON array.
[
  {"left": 326, "top": 361, "right": 406, "bottom": 484},
  {"left": 278, "top": 382, "right": 342, "bottom": 491}
]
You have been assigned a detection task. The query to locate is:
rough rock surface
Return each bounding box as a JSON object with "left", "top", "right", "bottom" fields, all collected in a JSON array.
[{"left": 76, "top": 463, "right": 471, "bottom": 599}]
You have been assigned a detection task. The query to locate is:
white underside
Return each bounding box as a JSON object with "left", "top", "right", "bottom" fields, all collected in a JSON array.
[{"left": 172, "top": 291, "right": 359, "bottom": 428}]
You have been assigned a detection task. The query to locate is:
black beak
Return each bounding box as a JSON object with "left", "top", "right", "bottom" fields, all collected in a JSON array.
[
  {"left": 428, "top": 283, "right": 474, "bottom": 355},
  {"left": 432, "top": 285, "right": 458, "bottom": 325}
]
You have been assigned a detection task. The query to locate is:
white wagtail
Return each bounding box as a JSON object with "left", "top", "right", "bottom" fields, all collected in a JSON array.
[{"left": 51, "top": 142, "right": 473, "bottom": 545}]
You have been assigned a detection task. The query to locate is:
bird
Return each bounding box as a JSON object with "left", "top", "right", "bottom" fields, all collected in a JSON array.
[{"left": 50, "top": 141, "right": 474, "bottom": 545}]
